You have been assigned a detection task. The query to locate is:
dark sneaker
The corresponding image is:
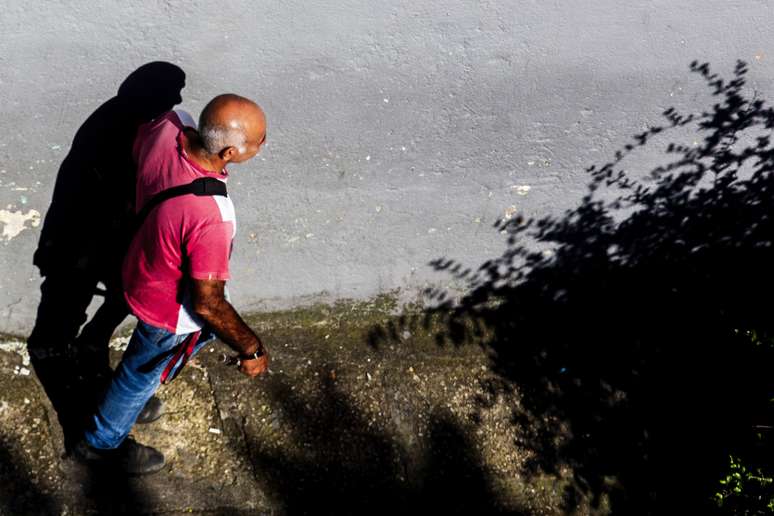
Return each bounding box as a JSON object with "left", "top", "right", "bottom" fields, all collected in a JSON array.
[
  {"left": 136, "top": 395, "right": 165, "bottom": 424},
  {"left": 73, "top": 437, "right": 166, "bottom": 475}
]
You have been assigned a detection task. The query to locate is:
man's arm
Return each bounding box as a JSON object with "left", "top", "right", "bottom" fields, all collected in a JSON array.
[{"left": 191, "top": 278, "right": 268, "bottom": 377}]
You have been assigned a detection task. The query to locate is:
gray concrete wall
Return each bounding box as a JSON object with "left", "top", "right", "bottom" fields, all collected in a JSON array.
[{"left": 2, "top": 1, "right": 774, "bottom": 334}]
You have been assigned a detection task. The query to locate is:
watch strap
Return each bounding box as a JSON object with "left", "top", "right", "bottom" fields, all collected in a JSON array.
[{"left": 238, "top": 349, "right": 265, "bottom": 361}]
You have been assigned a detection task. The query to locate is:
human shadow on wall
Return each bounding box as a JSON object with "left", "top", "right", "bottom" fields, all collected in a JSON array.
[
  {"left": 372, "top": 60, "right": 774, "bottom": 513},
  {"left": 27, "top": 61, "right": 186, "bottom": 452},
  {"left": 228, "top": 371, "right": 510, "bottom": 515}
]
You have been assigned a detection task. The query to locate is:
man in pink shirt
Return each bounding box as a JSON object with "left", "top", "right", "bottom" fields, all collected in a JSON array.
[{"left": 74, "top": 94, "right": 269, "bottom": 474}]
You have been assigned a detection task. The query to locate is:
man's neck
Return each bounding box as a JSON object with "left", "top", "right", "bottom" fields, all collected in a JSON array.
[{"left": 182, "top": 128, "right": 227, "bottom": 174}]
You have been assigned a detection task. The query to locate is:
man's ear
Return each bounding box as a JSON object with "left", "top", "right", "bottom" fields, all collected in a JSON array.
[{"left": 219, "top": 146, "right": 237, "bottom": 162}]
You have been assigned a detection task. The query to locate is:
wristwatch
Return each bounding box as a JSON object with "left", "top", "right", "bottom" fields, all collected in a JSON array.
[{"left": 238, "top": 349, "right": 265, "bottom": 361}]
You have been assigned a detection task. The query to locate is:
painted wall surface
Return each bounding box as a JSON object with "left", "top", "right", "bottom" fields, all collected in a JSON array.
[{"left": 2, "top": 1, "right": 774, "bottom": 334}]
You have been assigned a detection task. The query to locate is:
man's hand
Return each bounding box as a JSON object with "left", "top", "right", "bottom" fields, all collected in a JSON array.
[
  {"left": 191, "top": 278, "right": 270, "bottom": 378},
  {"left": 239, "top": 353, "right": 270, "bottom": 377}
]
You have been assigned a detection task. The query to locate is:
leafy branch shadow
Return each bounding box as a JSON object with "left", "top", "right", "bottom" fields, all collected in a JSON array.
[
  {"left": 372, "top": 60, "right": 774, "bottom": 513},
  {"left": 233, "top": 370, "right": 513, "bottom": 515}
]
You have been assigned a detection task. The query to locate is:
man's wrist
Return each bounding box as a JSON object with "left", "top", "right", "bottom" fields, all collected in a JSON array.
[
  {"left": 238, "top": 348, "right": 265, "bottom": 361},
  {"left": 238, "top": 340, "right": 265, "bottom": 360}
]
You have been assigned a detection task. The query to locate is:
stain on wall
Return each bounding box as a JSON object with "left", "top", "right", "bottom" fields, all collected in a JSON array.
[{"left": 0, "top": 209, "right": 40, "bottom": 242}]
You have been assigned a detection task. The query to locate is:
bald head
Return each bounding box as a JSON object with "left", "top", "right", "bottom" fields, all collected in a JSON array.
[{"left": 198, "top": 94, "right": 266, "bottom": 162}]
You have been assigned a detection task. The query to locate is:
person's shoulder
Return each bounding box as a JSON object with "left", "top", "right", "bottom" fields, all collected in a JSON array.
[
  {"left": 136, "top": 111, "right": 178, "bottom": 142},
  {"left": 134, "top": 112, "right": 178, "bottom": 160}
]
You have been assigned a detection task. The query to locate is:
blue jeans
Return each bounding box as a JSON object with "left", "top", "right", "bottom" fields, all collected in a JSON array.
[{"left": 84, "top": 320, "right": 214, "bottom": 449}]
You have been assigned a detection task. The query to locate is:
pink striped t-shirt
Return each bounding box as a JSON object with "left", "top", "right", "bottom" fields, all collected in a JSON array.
[{"left": 122, "top": 110, "right": 236, "bottom": 334}]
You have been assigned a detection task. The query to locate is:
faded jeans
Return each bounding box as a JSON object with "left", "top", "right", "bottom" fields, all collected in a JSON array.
[{"left": 83, "top": 320, "right": 214, "bottom": 449}]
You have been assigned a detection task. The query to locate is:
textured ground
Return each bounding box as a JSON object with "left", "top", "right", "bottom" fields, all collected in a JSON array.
[{"left": 0, "top": 299, "right": 593, "bottom": 515}]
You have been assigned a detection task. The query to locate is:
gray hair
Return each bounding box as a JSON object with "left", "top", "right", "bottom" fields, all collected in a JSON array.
[{"left": 199, "top": 123, "right": 247, "bottom": 155}]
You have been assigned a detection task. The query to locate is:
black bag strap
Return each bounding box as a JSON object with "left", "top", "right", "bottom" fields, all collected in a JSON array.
[{"left": 134, "top": 177, "right": 228, "bottom": 232}]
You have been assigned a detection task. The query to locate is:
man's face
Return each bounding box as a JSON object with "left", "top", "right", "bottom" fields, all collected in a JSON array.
[
  {"left": 230, "top": 116, "right": 267, "bottom": 163},
  {"left": 235, "top": 130, "right": 266, "bottom": 163}
]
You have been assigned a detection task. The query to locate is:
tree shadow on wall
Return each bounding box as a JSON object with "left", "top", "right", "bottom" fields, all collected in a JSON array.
[
  {"left": 234, "top": 372, "right": 510, "bottom": 515},
  {"left": 374, "top": 61, "right": 774, "bottom": 514}
]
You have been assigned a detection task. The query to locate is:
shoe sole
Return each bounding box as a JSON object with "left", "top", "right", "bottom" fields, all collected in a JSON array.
[
  {"left": 72, "top": 444, "right": 166, "bottom": 476},
  {"left": 126, "top": 461, "right": 166, "bottom": 476},
  {"left": 72, "top": 455, "right": 167, "bottom": 476}
]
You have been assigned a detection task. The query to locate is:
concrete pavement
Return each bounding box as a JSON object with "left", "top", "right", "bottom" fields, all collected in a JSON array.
[{"left": 0, "top": 300, "right": 590, "bottom": 515}]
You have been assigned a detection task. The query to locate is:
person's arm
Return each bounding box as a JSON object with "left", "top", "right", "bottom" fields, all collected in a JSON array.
[{"left": 191, "top": 278, "right": 269, "bottom": 377}]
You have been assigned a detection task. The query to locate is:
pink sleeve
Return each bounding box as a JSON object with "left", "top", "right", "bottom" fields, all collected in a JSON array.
[{"left": 186, "top": 222, "right": 233, "bottom": 281}]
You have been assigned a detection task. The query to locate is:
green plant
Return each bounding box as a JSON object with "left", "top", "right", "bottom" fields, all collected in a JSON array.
[
  {"left": 715, "top": 455, "right": 774, "bottom": 514},
  {"left": 712, "top": 330, "right": 774, "bottom": 514}
]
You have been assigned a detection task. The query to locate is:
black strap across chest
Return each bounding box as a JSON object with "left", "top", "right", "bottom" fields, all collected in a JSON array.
[{"left": 133, "top": 177, "right": 228, "bottom": 232}]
